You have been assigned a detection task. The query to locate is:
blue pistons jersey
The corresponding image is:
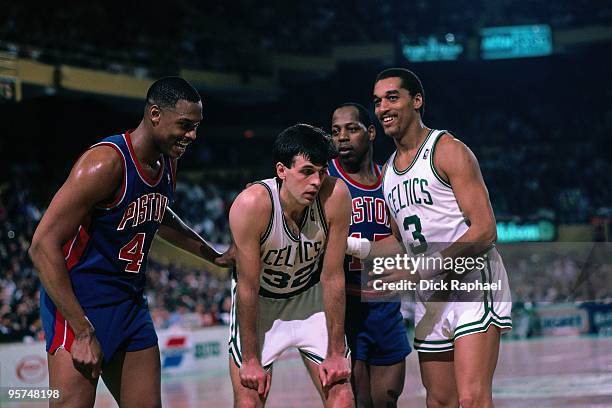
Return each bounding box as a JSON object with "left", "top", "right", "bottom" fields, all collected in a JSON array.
[
  {"left": 327, "top": 158, "right": 391, "bottom": 292},
  {"left": 328, "top": 158, "right": 411, "bottom": 365},
  {"left": 56, "top": 131, "right": 175, "bottom": 307}
]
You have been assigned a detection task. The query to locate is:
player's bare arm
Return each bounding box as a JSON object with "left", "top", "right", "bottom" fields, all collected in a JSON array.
[
  {"left": 29, "top": 145, "right": 122, "bottom": 378},
  {"left": 158, "top": 206, "right": 225, "bottom": 263},
  {"left": 318, "top": 176, "right": 352, "bottom": 386},
  {"left": 434, "top": 133, "right": 497, "bottom": 258},
  {"left": 228, "top": 184, "right": 272, "bottom": 396}
]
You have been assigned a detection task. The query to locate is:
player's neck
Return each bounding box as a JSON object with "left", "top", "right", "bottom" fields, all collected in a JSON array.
[
  {"left": 396, "top": 121, "right": 429, "bottom": 152},
  {"left": 279, "top": 186, "right": 307, "bottom": 223},
  {"left": 130, "top": 123, "right": 163, "bottom": 168},
  {"left": 337, "top": 150, "right": 378, "bottom": 184}
]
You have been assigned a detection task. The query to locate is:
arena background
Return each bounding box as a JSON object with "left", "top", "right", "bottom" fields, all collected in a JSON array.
[{"left": 1, "top": 1, "right": 611, "bottom": 406}]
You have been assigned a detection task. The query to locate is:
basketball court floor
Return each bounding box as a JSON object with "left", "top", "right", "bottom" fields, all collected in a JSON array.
[{"left": 6, "top": 335, "right": 611, "bottom": 407}]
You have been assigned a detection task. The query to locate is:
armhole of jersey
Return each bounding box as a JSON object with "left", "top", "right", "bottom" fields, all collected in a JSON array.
[
  {"left": 380, "top": 155, "right": 393, "bottom": 195},
  {"left": 253, "top": 182, "right": 274, "bottom": 244},
  {"left": 169, "top": 157, "right": 177, "bottom": 192},
  {"left": 93, "top": 142, "right": 127, "bottom": 210},
  {"left": 430, "top": 131, "right": 453, "bottom": 189},
  {"left": 315, "top": 194, "right": 329, "bottom": 239}
]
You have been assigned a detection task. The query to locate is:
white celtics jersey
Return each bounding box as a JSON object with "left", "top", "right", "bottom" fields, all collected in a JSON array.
[
  {"left": 382, "top": 129, "right": 469, "bottom": 255},
  {"left": 254, "top": 178, "right": 328, "bottom": 299}
]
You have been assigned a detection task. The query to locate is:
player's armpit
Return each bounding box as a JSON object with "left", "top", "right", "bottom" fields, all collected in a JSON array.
[{"left": 433, "top": 134, "right": 497, "bottom": 256}]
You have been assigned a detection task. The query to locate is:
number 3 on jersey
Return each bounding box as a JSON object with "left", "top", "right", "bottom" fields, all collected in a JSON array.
[
  {"left": 403, "top": 215, "right": 428, "bottom": 255},
  {"left": 119, "top": 233, "right": 146, "bottom": 273}
]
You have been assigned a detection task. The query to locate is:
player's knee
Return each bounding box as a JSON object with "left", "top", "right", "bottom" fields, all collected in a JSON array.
[
  {"left": 457, "top": 386, "right": 491, "bottom": 408},
  {"left": 326, "top": 383, "right": 355, "bottom": 408},
  {"left": 371, "top": 388, "right": 401, "bottom": 408},
  {"left": 425, "top": 392, "right": 458, "bottom": 408},
  {"left": 234, "top": 394, "right": 263, "bottom": 408}
]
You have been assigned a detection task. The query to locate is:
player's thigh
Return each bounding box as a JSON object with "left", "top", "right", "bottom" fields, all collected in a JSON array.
[
  {"left": 369, "top": 360, "right": 405, "bottom": 407},
  {"left": 351, "top": 360, "right": 372, "bottom": 407},
  {"left": 301, "top": 356, "right": 354, "bottom": 408},
  {"left": 102, "top": 345, "right": 161, "bottom": 408},
  {"left": 229, "top": 356, "right": 270, "bottom": 408},
  {"left": 48, "top": 348, "right": 98, "bottom": 408},
  {"left": 418, "top": 351, "right": 458, "bottom": 408},
  {"left": 453, "top": 325, "right": 501, "bottom": 404}
]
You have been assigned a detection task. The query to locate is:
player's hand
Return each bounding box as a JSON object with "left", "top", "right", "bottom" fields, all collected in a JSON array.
[
  {"left": 214, "top": 243, "right": 236, "bottom": 266},
  {"left": 71, "top": 327, "right": 103, "bottom": 380},
  {"left": 319, "top": 354, "right": 351, "bottom": 387},
  {"left": 239, "top": 359, "right": 271, "bottom": 397}
]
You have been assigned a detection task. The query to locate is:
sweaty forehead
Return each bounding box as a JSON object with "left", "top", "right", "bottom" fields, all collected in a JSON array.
[
  {"left": 292, "top": 154, "right": 326, "bottom": 170},
  {"left": 174, "top": 99, "right": 203, "bottom": 121},
  {"left": 373, "top": 77, "right": 403, "bottom": 96},
  {"left": 332, "top": 106, "right": 360, "bottom": 126}
]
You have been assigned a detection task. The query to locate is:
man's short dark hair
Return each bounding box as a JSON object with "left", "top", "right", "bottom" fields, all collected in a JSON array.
[
  {"left": 336, "top": 102, "right": 374, "bottom": 128},
  {"left": 146, "top": 76, "right": 201, "bottom": 109},
  {"left": 273, "top": 124, "right": 338, "bottom": 168},
  {"left": 375, "top": 68, "right": 425, "bottom": 115}
]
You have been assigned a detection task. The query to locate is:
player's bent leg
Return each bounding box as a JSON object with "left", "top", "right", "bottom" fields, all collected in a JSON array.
[
  {"left": 301, "top": 355, "right": 355, "bottom": 408},
  {"left": 48, "top": 348, "right": 98, "bottom": 408},
  {"left": 453, "top": 325, "right": 501, "bottom": 408},
  {"left": 101, "top": 345, "right": 161, "bottom": 408},
  {"left": 418, "top": 351, "right": 458, "bottom": 408},
  {"left": 351, "top": 360, "right": 372, "bottom": 408},
  {"left": 369, "top": 360, "right": 405, "bottom": 408},
  {"left": 229, "top": 356, "right": 270, "bottom": 408}
]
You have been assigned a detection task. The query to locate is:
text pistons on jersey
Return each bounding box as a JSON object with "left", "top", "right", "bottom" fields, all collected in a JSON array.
[
  {"left": 117, "top": 193, "right": 169, "bottom": 230},
  {"left": 262, "top": 240, "right": 323, "bottom": 268},
  {"left": 351, "top": 197, "right": 389, "bottom": 227},
  {"left": 386, "top": 177, "right": 433, "bottom": 216}
]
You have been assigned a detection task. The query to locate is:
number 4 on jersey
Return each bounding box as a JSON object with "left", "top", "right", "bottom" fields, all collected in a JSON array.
[{"left": 119, "top": 233, "right": 146, "bottom": 273}]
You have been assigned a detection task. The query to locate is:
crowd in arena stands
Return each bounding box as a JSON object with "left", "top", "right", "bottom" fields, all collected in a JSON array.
[
  {"left": 2, "top": 1, "right": 610, "bottom": 75},
  {"left": 2, "top": 169, "right": 610, "bottom": 343},
  {"left": 0, "top": 178, "right": 236, "bottom": 343}
]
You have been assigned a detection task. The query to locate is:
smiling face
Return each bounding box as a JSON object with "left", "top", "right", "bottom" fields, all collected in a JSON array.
[
  {"left": 276, "top": 154, "right": 327, "bottom": 207},
  {"left": 331, "top": 106, "right": 374, "bottom": 168},
  {"left": 373, "top": 77, "right": 422, "bottom": 140},
  {"left": 150, "top": 99, "right": 203, "bottom": 159}
]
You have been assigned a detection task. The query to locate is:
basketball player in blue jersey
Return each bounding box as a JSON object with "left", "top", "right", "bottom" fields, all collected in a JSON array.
[
  {"left": 229, "top": 124, "right": 354, "bottom": 407},
  {"left": 30, "top": 77, "right": 228, "bottom": 408},
  {"left": 348, "top": 68, "right": 512, "bottom": 408},
  {"left": 328, "top": 103, "right": 410, "bottom": 407}
]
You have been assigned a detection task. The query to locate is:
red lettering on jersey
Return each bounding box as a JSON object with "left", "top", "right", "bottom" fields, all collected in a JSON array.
[
  {"left": 147, "top": 193, "right": 156, "bottom": 222},
  {"left": 352, "top": 197, "right": 364, "bottom": 224},
  {"left": 375, "top": 198, "right": 388, "bottom": 226},
  {"left": 159, "top": 195, "right": 168, "bottom": 222},
  {"left": 137, "top": 195, "right": 149, "bottom": 225},
  {"left": 363, "top": 197, "right": 374, "bottom": 222},
  {"left": 117, "top": 202, "right": 136, "bottom": 231}
]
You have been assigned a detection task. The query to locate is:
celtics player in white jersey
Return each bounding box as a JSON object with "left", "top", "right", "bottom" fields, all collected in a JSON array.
[
  {"left": 347, "top": 68, "right": 512, "bottom": 408},
  {"left": 229, "top": 124, "right": 354, "bottom": 407}
]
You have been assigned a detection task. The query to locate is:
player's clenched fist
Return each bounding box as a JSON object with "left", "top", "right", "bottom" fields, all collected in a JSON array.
[
  {"left": 319, "top": 355, "right": 351, "bottom": 387},
  {"left": 239, "top": 359, "right": 271, "bottom": 397}
]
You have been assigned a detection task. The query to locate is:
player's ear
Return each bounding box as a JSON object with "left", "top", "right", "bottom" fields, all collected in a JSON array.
[
  {"left": 367, "top": 125, "right": 376, "bottom": 142},
  {"left": 276, "top": 162, "right": 286, "bottom": 180},
  {"left": 412, "top": 93, "right": 424, "bottom": 111},
  {"left": 149, "top": 104, "right": 162, "bottom": 126}
]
